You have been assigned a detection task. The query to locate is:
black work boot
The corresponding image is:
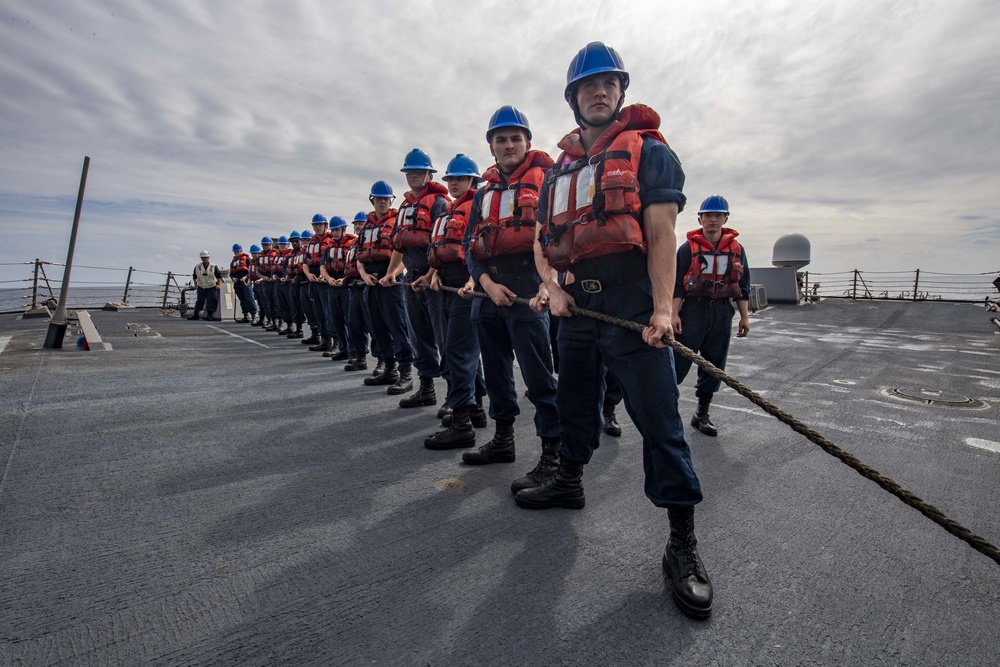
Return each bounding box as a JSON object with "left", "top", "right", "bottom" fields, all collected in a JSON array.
[
  {"left": 663, "top": 506, "right": 713, "bottom": 619},
  {"left": 310, "top": 336, "right": 333, "bottom": 352},
  {"left": 387, "top": 365, "right": 413, "bottom": 395},
  {"left": 186, "top": 312, "right": 201, "bottom": 320},
  {"left": 514, "top": 459, "right": 585, "bottom": 510},
  {"left": 691, "top": 392, "right": 718, "bottom": 437},
  {"left": 603, "top": 399, "right": 622, "bottom": 437},
  {"left": 462, "top": 419, "right": 515, "bottom": 465},
  {"left": 240, "top": 314, "right": 251, "bottom": 323},
  {"left": 364, "top": 360, "right": 398, "bottom": 386},
  {"left": 424, "top": 407, "right": 476, "bottom": 450},
  {"left": 510, "top": 437, "right": 561, "bottom": 494},
  {"left": 287, "top": 324, "right": 303, "bottom": 338},
  {"left": 399, "top": 375, "right": 436, "bottom": 408},
  {"left": 264, "top": 319, "right": 278, "bottom": 331},
  {"left": 344, "top": 356, "right": 368, "bottom": 371},
  {"left": 443, "top": 398, "right": 487, "bottom": 428},
  {"left": 277, "top": 323, "right": 291, "bottom": 335},
  {"left": 328, "top": 350, "right": 349, "bottom": 361},
  {"left": 371, "top": 358, "right": 385, "bottom": 376},
  {"left": 301, "top": 331, "right": 320, "bottom": 345},
  {"left": 437, "top": 380, "right": 452, "bottom": 419}
]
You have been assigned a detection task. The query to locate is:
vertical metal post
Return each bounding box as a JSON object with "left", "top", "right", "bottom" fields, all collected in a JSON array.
[
  {"left": 44, "top": 156, "right": 90, "bottom": 349},
  {"left": 852, "top": 270, "right": 859, "bottom": 300},
  {"left": 913, "top": 269, "right": 920, "bottom": 302},
  {"left": 31, "top": 259, "right": 41, "bottom": 309},
  {"left": 804, "top": 270, "right": 809, "bottom": 302},
  {"left": 123, "top": 266, "right": 134, "bottom": 303},
  {"left": 162, "top": 272, "right": 172, "bottom": 308}
]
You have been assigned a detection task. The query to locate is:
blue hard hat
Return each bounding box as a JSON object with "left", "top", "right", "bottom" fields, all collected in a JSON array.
[
  {"left": 401, "top": 148, "right": 436, "bottom": 173},
  {"left": 232, "top": 243, "right": 243, "bottom": 252},
  {"left": 289, "top": 230, "right": 301, "bottom": 240},
  {"left": 301, "top": 230, "right": 313, "bottom": 239},
  {"left": 444, "top": 154, "right": 485, "bottom": 182},
  {"left": 329, "top": 216, "right": 347, "bottom": 229},
  {"left": 353, "top": 211, "right": 367, "bottom": 223},
  {"left": 565, "top": 41, "right": 630, "bottom": 101},
  {"left": 698, "top": 195, "right": 730, "bottom": 214},
  {"left": 370, "top": 180, "right": 394, "bottom": 198},
  {"left": 261, "top": 236, "right": 273, "bottom": 245},
  {"left": 278, "top": 235, "right": 289, "bottom": 244},
  {"left": 249, "top": 244, "right": 262, "bottom": 254},
  {"left": 311, "top": 213, "right": 328, "bottom": 225},
  {"left": 487, "top": 106, "right": 531, "bottom": 142}
]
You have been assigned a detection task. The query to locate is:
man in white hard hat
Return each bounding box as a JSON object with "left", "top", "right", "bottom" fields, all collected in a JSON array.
[{"left": 190, "top": 251, "right": 222, "bottom": 321}]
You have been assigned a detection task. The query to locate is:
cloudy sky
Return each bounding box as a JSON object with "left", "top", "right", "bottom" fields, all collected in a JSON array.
[{"left": 1, "top": 0, "right": 998, "bottom": 289}]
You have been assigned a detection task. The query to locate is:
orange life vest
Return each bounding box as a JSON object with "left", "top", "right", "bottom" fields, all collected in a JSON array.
[
  {"left": 392, "top": 182, "right": 450, "bottom": 250},
  {"left": 357, "top": 209, "right": 398, "bottom": 264},
  {"left": 305, "top": 231, "right": 333, "bottom": 267},
  {"left": 470, "top": 150, "right": 553, "bottom": 261},
  {"left": 262, "top": 248, "right": 281, "bottom": 275},
  {"left": 324, "top": 233, "right": 358, "bottom": 274},
  {"left": 682, "top": 228, "right": 744, "bottom": 300},
  {"left": 230, "top": 252, "right": 251, "bottom": 277},
  {"left": 277, "top": 248, "right": 292, "bottom": 276},
  {"left": 344, "top": 240, "right": 362, "bottom": 281},
  {"left": 543, "top": 105, "right": 664, "bottom": 271},
  {"left": 428, "top": 188, "right": 476, "bottom": 268}
]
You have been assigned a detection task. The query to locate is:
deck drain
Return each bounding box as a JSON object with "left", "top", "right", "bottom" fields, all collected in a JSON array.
[
  {"left": 885, "top": 387, "right": 987, "bottom": 409},
  {"left": 434, "top": 477, "right": 467, "bottom": 492}
]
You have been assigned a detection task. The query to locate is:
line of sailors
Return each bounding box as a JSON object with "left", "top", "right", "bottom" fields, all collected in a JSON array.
[{"left": 218, "top": 42, "right": 760, "bottom": 621}]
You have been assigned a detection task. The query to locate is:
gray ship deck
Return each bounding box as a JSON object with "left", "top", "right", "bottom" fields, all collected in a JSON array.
[{"left": 1, "top": 299, "right": 998, "bottom": 666}]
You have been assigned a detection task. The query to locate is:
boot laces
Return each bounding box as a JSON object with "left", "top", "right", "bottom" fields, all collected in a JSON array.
[{"left": 671, "top": 535, "right": 706, "bottom": 580}]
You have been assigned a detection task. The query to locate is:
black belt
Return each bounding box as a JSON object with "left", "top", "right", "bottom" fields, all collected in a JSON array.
[
  {"left": 485, "top": 253, "right": 535, "bottom": 276},
  {"left": 683, "top": 296, "right": 732, "bottom": 306},
  {"left": 566, "top": 262, "right": 649, "bottom": 294}
]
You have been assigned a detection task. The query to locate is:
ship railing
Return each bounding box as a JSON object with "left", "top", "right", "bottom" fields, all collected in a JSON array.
[
  {"left": 0, "top": 259, "right": 192, "bottom": 314},
  {"left": 802, "top": 269, "right": 999, "bottom": 303}
]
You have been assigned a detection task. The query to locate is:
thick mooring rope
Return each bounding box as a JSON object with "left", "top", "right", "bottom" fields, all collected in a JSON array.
[{"left": 426, "top": 282, "right": 1000, "bottom": 567}]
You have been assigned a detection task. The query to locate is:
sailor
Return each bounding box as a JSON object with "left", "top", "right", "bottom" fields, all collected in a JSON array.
[
  {"left": 273, "top": 236, "right": 295, "bottom": 335},
  {"left": 672, "top": 195, "right": 751, "bottom": 436},
  {"left": 229, "top": 244, "right": 257, "bottom": 323},
  {"left": 342, "top": 212, "right": 380, "bottom": 371},
  {"left": 302, "top": 215, "right": 336, "bottom": 352},
  {"left": 248, "top": 244, "right": 265, "bottom": 326},
  {"left": 189, "top": 250, "right": 222, "bottom": 321},
  {"left": 318, "top": 216, "right": 355, "bottom": 361},
  {"left": 262, "top": 237, "right": 283, "bottom": 331},
  {"left": 383, "top": 149, "right": 450, "bottom": 406},
  {"left": 358, "top": 181, "right": 414, "bottom": 390},
  {"left": 423, "top": 154, "right": 490, "bottom": 449},
  {"left": 460, "top": 107, "right": 562, "bottom": 477},
  {"left": 252, "top": 237, "right": 275, "bottom": 328},
  {"left": 523, "top": 42, "right": 713, "bottom": 619},
  {"left": 295, "top": 230, "right": 318, "bottom": 343},
  {"left": 283, "top": 231, "right": 306, "bottom": 339}
]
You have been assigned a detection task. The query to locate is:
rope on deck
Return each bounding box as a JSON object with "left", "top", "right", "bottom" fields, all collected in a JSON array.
[{"left": 425, "top": 282, "right": 1000, "bottom": 567}]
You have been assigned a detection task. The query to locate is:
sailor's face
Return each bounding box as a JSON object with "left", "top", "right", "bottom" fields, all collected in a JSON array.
[
  {"left": 405, "top": 170, "right": 431, "bottom": 191},
  {"left": 444, "top": 176, "right": 474, "bottom": 199},
  {"left": 372, "top": 196, "right": 392, "bottom": 216},
  {"left": 575, "top": 73, "right": 622, "bottom": 127},
  {"left": 490, "top": 129, "right": 530, "bottom": 173},
  {"left": 331, "top": 227, "right": 346, "bottom": 241},
  {"left": 698, "top": 212, "right": 727, "bottom": 235}
]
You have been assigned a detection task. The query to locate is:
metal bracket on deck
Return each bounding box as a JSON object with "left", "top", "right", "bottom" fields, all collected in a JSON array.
[{"left": 76, "top": 311, "right": 112, "bottom": 351}]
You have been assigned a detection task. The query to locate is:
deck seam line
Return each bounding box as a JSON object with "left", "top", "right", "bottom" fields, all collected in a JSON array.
[{"left": 0, "top": 353, "right": 45, "bottom": 498}]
